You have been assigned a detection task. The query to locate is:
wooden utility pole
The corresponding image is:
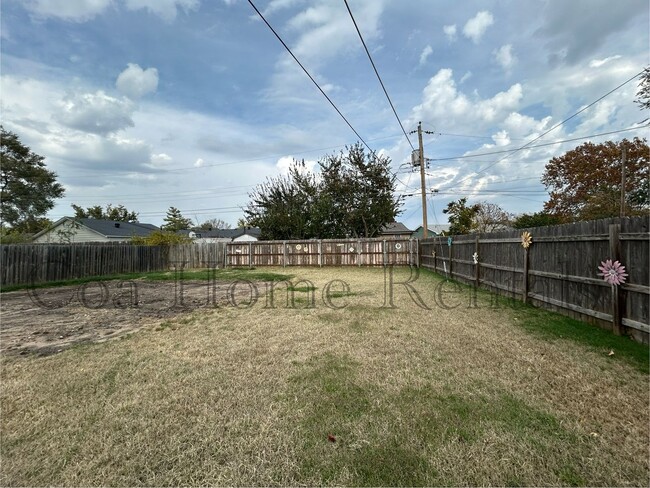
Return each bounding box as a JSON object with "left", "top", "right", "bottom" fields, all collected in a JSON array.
[
  {"left": 418, "top": 121, "right": 428, "bottom": 239},
  {"left": 620, "top": 146, "right": 627, "bottom": 218}
]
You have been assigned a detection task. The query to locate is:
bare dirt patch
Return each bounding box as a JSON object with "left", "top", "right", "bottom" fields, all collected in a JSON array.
[{"left": 0, "top": 279, "right": 254, "bottom": 356}]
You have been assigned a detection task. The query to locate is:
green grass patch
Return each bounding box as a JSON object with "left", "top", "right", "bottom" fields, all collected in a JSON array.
[
  {"left": 512, "top": 306, "right": 650, "bottom": 374},
  {"left": 283, "top": 352, "right": 587, "bottom": 486},
  {"left": 420, "top": 268, "right": 649, "bottom": 374}
]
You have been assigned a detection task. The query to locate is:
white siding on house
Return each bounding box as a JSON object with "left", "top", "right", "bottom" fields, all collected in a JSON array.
[
  {"left": 233, "top": 234, "right": 258, "bottom": 242},
  {"left": 32, "top": 220, "right": 111, "bottom": 243}
]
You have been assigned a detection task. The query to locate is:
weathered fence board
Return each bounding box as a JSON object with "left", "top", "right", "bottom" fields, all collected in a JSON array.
[
  {"left": 226, "top": 238, "right": 415, "bottom": 268},
  {"left": 1, "top": 243, "right": 168, "bottom": 287},
  {"left": 420, "top": 216, "right": 649, "bottom": 344}
]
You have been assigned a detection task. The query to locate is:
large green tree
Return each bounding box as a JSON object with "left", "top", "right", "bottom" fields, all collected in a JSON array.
[
  {"left": 442, "top": 197, "right": 479, "bottom": 235},
  {"left": 244, "top": 144, "right": 401, "bottom": 240},
  {"left": 161, "top": 206, "right": 193, "bottom": 232},
  {"left": 0, "top": 127, "right": 64, "bottom": 233},
  {"left": 71, "top": 203, "right": 139, "bottom": 222},
  {"left": 541, "top": 138, "right": 649, "bottom": 221}
]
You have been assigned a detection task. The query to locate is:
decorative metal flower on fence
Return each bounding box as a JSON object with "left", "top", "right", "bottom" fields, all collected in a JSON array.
[
  {"left": 432, "top": 251, "right": 436, "bottom": 258},
  {"left": 472, "top": 252, "right": 479, "bottom": 264},
  {"left": 521, "top": 231, "right": 532, "bottom": 249},
  {"left": 598, "top": 259, "right": 628, "bottom": 286},
  {"left": 447, "top": 237, "right": 453, "bottom": 247}
]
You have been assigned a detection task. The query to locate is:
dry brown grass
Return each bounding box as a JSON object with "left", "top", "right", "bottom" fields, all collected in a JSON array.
[{"left": 1, "top": 267, "right": 648, "bottom": 486}]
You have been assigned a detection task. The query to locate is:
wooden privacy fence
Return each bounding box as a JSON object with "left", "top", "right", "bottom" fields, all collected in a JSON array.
[
  {"left": 420, "top": 216, "right": 649, "bottom": 343},
  {"left": 1, "top": 243, "right": 168, "bottom": 287},
  {"left": 168, "top": 242, "right": 227, "bottom": 268},
  {"left": 226, "top": 238, "right": 417, "bottom": 267}
]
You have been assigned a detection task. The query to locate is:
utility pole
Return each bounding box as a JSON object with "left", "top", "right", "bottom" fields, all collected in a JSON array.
[
  {"left": 418, "top": 121, "right": 428, "bottom": 238},
  {"left": 620, "top": 146, "right": 627, "bottom": 218}
]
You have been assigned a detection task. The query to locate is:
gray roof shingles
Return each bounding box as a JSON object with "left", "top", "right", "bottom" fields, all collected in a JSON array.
[{"left": 78, "top": 218, "right": 159, "bottom": 238}]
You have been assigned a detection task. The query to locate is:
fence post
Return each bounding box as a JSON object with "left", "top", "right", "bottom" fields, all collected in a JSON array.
[
  {"left": 449, "top": 240, "right": 453, "bottom": 278},
  {"left": 522, "top": 246, "right": 529, "bottom": 304},
  {"left": 382, "top": 240, "right": 387, "bottom": 266},
  {"left": 283, "top": 241, "right": 287, "bottom": 268},
  {"left": 248, "top": 241, "right": 252, "bottom": 269},
  {"left": 609, "top": 223, "right": 623, "bottom": 335},
  {"left": 475, "top": 235, "right": 480, "bottom": 289},
  {"left": 318, "top": 240, "right": 322, "bottom": 267},
  {"left": 358, "top": 239, "right": 362, "bottom": 267}
]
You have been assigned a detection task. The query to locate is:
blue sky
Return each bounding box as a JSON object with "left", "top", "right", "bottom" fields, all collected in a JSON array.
[{"left": 2, "top": 0, "right": 648, "bottom": 228}]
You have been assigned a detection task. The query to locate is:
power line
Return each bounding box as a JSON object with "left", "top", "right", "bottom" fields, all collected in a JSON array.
[
  {"left": 430, "top": 125, "right": 646, "bottom": 162},
  {"left": 343, "top": 0, "right": 415, "bottom": 151},
  {"left": 451, "top": 71, "right": 645, "bottom": 186},
  {"left": 247, "top": 0, "right": 373, "bottom": 152}
]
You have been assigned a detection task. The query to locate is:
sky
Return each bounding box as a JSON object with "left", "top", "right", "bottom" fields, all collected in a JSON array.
[{"left": 1, "top": 0, "right": 649, "bottom": 229}]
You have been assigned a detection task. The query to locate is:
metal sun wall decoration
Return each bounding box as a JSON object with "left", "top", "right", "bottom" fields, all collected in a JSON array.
[
  {"left": 472, "top": 252, "right": 479, "bottom": 264},
  {"left": 521, "top": 231, "right": 532, "bottom": 249}
]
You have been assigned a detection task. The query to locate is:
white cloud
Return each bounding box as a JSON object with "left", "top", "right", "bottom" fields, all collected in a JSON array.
[
  {"left": 57, "top": 90, "right": 135, "bottom": 135},
  {"left": 150, "top": 153, "right": 173, "bottom": 167},
  {"left": 22, "top": 0, "right": 112, "bottom": 21},
  {"left": 491, "top": 130, "right": 511, "bottom": 146},
  {"left": 262, "top": 0, "right": 302, "bottom": 16},
  {"left": 123, "top": 0, "right": 199, "bottom": 22},
  {"left": 459, "top": 71, "right": 472, "bottom": 84},
  {"left": 265, "top": 0, "right": 385, "bottom": 104},
  {"left": 194, "top": 158, "right": 204, "bottom": 167},
  {"left": 276, "top": 156, "right": 316, "bottom": 174},
  {"left": 411, "top": 69, "right": 522, "bottom": 131},
  {"left": 589, "top": 55, "right": 622, "bottom": 68},
  {"left": 462, "top": 10, "right": 494, "bottom": 43},
  {"left": 419, "top": 45, "right": 433, "bottom": 66},
  {"left": 494, "top": 44, "right": 516, "bottom": 71},
  {"left": 443, "top": 24, "right": 457, "bottom": 42},
  {"left": 22, "top": 0, "right": 198, "bottom": 22},
  {"left": 116, "top": 63, "right": 159, "bottom": 99}
]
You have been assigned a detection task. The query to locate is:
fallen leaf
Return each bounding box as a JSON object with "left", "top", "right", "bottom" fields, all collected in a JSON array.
[
  {"left": 608, "top": 350, "right": 615, "bottom": 356},
  {"left": 590, "top": 432, "right": 599, "bottom": 437},
  {"left": 327, "top": 434, "right": 336, "bottom": 443}
]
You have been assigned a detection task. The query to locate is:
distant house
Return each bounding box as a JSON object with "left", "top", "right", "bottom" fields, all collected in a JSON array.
[
  {"left": 32, "top": 217, "right": 159, "bottom": 243},
  {"left": 411, "top": 224, "right": 450, "bottom": 238},
  {"left": 178, "top": 227, "right": 261, "bottom": 243},
  {"left": 380, "top": 222, "right": 413, "bottom": 239}
]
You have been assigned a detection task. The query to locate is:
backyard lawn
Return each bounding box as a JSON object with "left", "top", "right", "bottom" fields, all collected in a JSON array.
[{"left": 1, "top": 267, "right": 648, "bottom": 486}]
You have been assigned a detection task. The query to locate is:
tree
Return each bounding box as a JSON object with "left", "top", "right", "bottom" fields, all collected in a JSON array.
[
  {"left": 635, "top": 66, "right": 650, "bottom": 112},
  {"left": 131, "top": 230, "right": 191, "bottom": 246},
  {"left": 196, "top": 218, "right": 231, "bottom": 231},
  {"left": 0, "top": 127, "right": 64, "bottom": 234},
  {"left": 161, "top": 207, "right": 193, "bottom": 232},
  {"left": 318, "top": 144, "right": 401, "bottom": 238},
  {"left": 541, "top": 138, "right": 649, "bottom": 221},
  {"left": 512, "top": 211, "right": 561, "bottom": 229},
  {"left": 244, "top": 145, "right": 401, "bottom": 239},
  {"left": 245, "top": 161, "right": 318, "bottom": 240},
  {"left": 473, "top": 202, "right": 513, "bottom": 233},
  {"left": 442, "top": 198, "right": 479, "bottom": 235},
  {"left": 71, "top": 203, "right": 139, "bottom": 222}
]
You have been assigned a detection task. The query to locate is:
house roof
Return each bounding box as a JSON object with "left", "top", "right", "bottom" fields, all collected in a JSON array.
[
  {"left": 413, "top": 224, "right": 451, "bottom": 234},
  {"left": 32, "top": 217, "right": 159, "bottom": 240},
  {"left": 179, "top": 227, "right": 261, "bottom": 240},
  {"left": 78, "top": 218, "right": 159, "bottom": 237},
  {"left": 381, "top": 222, "right": 412, "bottom": 234}
]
